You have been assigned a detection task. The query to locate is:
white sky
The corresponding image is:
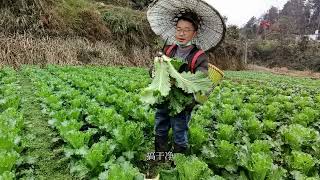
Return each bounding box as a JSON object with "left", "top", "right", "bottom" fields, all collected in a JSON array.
[{"left": 206, "top": 0, "right": 289, "bottom": 27}]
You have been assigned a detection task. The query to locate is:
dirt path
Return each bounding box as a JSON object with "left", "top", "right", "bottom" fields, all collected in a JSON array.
[{"left": 18, "top": 72, "right": 74, "bottom": 180}]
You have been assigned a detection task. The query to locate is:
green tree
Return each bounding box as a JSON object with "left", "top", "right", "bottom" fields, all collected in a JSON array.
[
  {"left": 226, "top": 25, "right": 240, "bottom": 40},
  {"left": 242, "top": 16, "right": 258, "bottom": 39}
]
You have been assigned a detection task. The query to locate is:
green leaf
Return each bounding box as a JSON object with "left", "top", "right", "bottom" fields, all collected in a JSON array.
[
  {"left": 159, "top": 169, "right": 178, "bottom": 180},
  {"left": 62, "top": 130, "right": 92, "bottom": 149},
  {"left": 140, "top": 89, "right": 157, "bottom": 105},
  {"left": 287, "top": 151, "right": 315, "bottom": 175},
  {"left": 0, "top": 171, "right": 15, "bottom": 180},
  {"left": 209, "top": 175, "right": 226, "bottom": 180},
  {"left": 0, "top": 150, "right": 19, "bottom": 174},
  {"left": 173, "top": 154, "right": 213, "bottom": 180},
  {"left": 189, "top": 124, "right": 209, "bottom": 150},
  {"left": 84, "top": 140, "right": 116, "bottom": 170},
  {"left": 167, "top": 87, "right": 193, "bottom": 116},
  {"left": 247, "top": 153, "right": 273, "bottom": 180},
  {"left": 281, "top": 124, "right": 318, "bottom": 150},
  {"left": 113, "top": 122, "right": 144, "bottom": 152},
  {"left": 266, "top": 165, "right": 287, "bottom": 180},
  {"left": 148, "top": 58, "right": 171, "bottom": 96},
  {"left": 251, "top": 140, "right": 271, "bottom": 154},
  {"left": 104, "top": 161, "right": 144, "bottom": 180},
  {"left": 214, "top": 140, "right": 238, "bottom": 171},
  {"left": 167, "top": 62, "right": 212, "bottom": 94},
  {"left": 57, "top": 119, "right": 83, "bottom": 135},
  {"left": 216, "top": 124, "right": 236, "bottom": 141},
  {"left": 0, "top": 135, "right": 15, "bottom": 151},
  {"left": 70, "top": 160, "right": 90, "bottom": 179},
  {"left": 171, "top": 58, "right": 185, "bottom": 70}
]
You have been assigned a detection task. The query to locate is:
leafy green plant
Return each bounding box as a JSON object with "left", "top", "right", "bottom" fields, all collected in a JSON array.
[
  {"left": 62, "top": 130, "right": 92, "bottom": 149},
  {"left": 247, "top": 153, "right": 273, "bottom": 180},
  {"left": 112, "top": 122, "right": 144, "bottom": 152},
  {"left": 216, "top": 105, "right": 237, "bottom": 125},
  {"left": 238, "top": 141, "right": 275, "bottom": 180},
  {"left": 214, "top": 140, "right": 238, "bottom": 171},
  {"left": 280, "top": 124, "right": 319, "bottom": 150},
  {"left": 189, "top": 124, "right": 209, "bottom": 150},
  {"left": 84, "top": 140, "right": 116, "bottom": 170},
  {"left": 216, "top": 124, "right": 236, "bottom": 141},
  {"left": 292, "top": 107, "right": 318, "bottom": 126},
  {"left": 287, "top": 151, "right": 316, "bottom": 175},
  {"left": 243, "top": 117, "right": 263, "bottom": 140},
  {"left": 263, "top": 120, "right": 277, "bottom": 132},
  {"left": 264, "top": 102, "right": 282, "bottom": 121},
  {"left": 0, "top": 171, "right": 15, "bottom": 180},
  {"left": 174, "top": 154, "right": 213, "bottom": 180},
  {"left": 0, "top": 135, "right": 15, "bottom": 152},
  {"left": 0, "top": 151, "right": 19, "bottom": 174},
  {"left": 101, "top": 161, "right": 144, "bottom": 180}
]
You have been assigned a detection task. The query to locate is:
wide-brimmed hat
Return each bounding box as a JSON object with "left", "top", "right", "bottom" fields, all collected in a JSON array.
[{"left": 147, "top": 0, "right": 226, "bottom": 51}]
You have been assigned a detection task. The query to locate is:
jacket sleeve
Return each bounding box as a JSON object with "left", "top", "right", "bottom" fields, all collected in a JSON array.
[{"left": 194, "top": 53, "right": 209, "bottom": 75}]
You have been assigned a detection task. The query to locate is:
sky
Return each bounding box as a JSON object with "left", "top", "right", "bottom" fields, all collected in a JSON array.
[{"left": 206, "top": 0, "right": 289, "bottom": 27}]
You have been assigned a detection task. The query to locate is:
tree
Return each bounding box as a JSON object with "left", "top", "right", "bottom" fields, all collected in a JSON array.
[
  {"left": 304, "top": 1, "right": 313, "bottom": 34},
  {"left": 278, "top": 16, "right": 297, "bottom": 38},
  {"left": 280, "top": 0, "right": 308, "bottom": 34},
  {"left": 264, "top": 6, "right": 279, "bottom": 24},
  {"left": 310, "top": 0, "right": 320, "bottom": 33},
  {"left": 226, "top": 25, "right": 240, "bottom": 40},
  {"left": 242, "top": 16, "right": 258, "bottom": 39}
]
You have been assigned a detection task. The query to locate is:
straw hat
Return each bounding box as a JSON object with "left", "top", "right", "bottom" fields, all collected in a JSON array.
[{"left": 147, "top": 0, "right": 226, "bottom": 51}]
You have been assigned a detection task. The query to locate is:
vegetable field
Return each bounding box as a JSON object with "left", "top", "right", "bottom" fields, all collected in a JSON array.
[{"left": 1, "top": 65, "right": 320, "bottom": 180}]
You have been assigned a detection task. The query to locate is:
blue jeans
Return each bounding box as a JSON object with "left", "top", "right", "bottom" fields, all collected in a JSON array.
[{"left": 155, "top": 106, "right": 192, "bottom": 147}]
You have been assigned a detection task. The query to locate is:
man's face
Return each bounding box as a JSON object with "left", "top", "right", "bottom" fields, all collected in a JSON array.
[{"left": 175, "top": 20, "right": 197, "bottom": 45}]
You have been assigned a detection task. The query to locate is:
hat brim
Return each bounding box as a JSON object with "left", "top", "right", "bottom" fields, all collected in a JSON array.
[{"left": 147, "top": 0, "right": 226, "bottom": 51}]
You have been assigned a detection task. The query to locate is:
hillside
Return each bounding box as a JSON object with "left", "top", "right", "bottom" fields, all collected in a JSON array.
[
  {"left": 0, "top": 0, "right": 245, "bottom": 70},
  {"left": 240, "top": 0, "right": 320, "bottom": 72}
]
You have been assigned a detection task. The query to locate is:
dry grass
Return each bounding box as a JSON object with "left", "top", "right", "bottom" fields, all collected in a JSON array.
[
  {"left": 0, "top": 33, "right": 153, "bottom": 69},
  {"left": 101, "top": 5, "right": 157, "bottom": 54},
  {"left": 247, "top": 64, "right": 320, "bottom": 79},
  {"left": 0, "top": 33, "right": 246, "bottom": 71},
  {"left": 207, "top": 41, "right": 246, "bottom": 71}
]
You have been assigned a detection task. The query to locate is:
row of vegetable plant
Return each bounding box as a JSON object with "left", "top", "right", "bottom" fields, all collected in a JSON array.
[{"left": 0, "top": 68, "right": 24, "bottom": 179}]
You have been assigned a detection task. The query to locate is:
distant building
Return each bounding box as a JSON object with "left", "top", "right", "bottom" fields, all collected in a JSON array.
[{"left": 295, "top": 30, "right": 320, "bottom": 42}]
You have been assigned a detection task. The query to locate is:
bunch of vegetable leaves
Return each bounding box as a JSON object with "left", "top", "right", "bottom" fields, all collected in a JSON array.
[{"left": 141, "top": 55, "right": 212, "bottom": 116}]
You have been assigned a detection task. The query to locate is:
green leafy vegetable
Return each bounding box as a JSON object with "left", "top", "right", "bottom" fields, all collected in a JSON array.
[
  {"left": 102, "top": 161, "right": 144, "bottom": 180},
  {"left": 141, "top": 56, "right": 212, "bottom": 115},
  {"left": 287, "top": 151, "right": 315, "bottom": 175},
  {"left": 146, "top": 57, "right": 171, "bottom": 96},
  {"left": 0, "top": 151, "right": 19, "bottom": 174},
  {"left": 174, "top": 154, "right": 213, "bottom": 180}
]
